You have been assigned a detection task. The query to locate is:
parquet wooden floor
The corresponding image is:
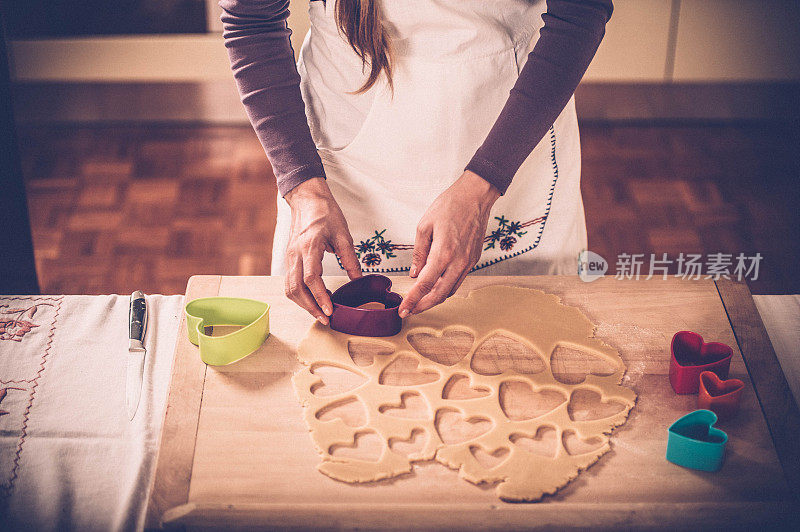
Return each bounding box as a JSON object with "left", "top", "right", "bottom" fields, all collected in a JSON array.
[{"left": 18, "top": 123, "right": 799, "bottom": 295}]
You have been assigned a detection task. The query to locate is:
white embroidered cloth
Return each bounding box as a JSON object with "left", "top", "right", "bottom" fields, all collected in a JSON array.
[{"left": 1, "top": 294, "right": 183, "bottom": 531}]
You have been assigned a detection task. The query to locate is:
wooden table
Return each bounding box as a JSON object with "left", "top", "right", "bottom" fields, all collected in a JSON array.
[{"left": 146, "top": 276, "right": 799, "bottom": 530}]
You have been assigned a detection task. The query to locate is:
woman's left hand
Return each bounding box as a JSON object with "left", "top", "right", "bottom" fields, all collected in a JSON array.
[{"left": 398, "top": 170, "right": 500, "bottom": 317}]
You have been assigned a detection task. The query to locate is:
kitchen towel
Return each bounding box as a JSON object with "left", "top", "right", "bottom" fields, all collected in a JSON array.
[{"left": 0, "top": 294, "right": 183, "bottom": 531}]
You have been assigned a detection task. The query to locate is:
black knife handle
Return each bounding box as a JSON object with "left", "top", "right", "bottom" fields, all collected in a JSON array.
[{"left": 129, "top": 295, "right": 146, "bottom": 341}]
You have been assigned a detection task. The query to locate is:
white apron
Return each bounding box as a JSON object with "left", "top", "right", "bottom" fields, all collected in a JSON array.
[{"left": 272, "top": 0, "right": 586, "bottom": 276}]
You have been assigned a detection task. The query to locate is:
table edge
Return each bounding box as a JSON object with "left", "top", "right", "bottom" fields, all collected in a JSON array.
[
  {"left": 715, "top": 278, "right": 800, "bottom": 500},
  {"left": 145, "top": 275, "right": 221, "bottom": 529},
  {"left": 163, "top": 501, "right": 799, "bottom": 530}
]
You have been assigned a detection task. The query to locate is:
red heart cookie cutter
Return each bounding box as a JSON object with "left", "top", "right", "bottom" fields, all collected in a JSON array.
[
  {"left": 328, "top": 274, "right": 403, "bottom": 337},
  {"left": 669, "top": 331, "right": 733, "bottom": 394},
  {"left": 697, "top": 370, "right": 744, "bottom": 421}
]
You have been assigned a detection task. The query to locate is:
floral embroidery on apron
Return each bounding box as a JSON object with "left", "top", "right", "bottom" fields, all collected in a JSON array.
[
  {"left": 355, "top": 229, "right": 413, "bottom": 268},
  {"left": 336, "top": 126, "right": 561, "bottom": 274}
]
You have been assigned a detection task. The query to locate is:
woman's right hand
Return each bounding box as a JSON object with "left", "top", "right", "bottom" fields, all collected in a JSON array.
[{"left": 284, "top": 177, "right": 362, "bottom": 324}]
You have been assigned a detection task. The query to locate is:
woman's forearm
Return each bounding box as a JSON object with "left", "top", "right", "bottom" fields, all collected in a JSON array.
[
  {"left": 220, "top": 0, "right": 325, "bottom": 196},
  {"left": 466, "top": 0, "right": 614, "bottom": 195}
]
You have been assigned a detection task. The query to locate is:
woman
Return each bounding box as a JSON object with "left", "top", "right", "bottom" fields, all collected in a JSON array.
[{"left": 220, "top": 0, "right": 612, "bottom": 323}]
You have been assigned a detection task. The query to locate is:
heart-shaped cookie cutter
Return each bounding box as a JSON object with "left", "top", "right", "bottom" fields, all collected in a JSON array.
[
  {"left": 328, "top": 274, "right": 403, "bottom": 337},
  {"left": 698, "top": 370, "right": 745, "bottom": 421},
  {"left": 666, "top": 409, "right": 728, "bottom": 472},
  {"left": 669, "top": 331, "right": 733, "bottom": 394},
  {"left": 185, "top": 297, "right": 270, "bottom": 366}
]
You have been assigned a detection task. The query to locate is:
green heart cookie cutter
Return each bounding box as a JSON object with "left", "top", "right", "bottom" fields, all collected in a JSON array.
[{"left": 185, "top": 297, "right": 270, "bottom": 366}]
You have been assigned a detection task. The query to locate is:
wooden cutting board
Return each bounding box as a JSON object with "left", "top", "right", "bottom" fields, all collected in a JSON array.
[{"left": 146, "top": 276, "right": 799, "bottom": 530}]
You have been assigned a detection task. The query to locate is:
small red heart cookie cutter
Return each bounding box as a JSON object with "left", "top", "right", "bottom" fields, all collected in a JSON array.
[
  {"left": 669, "top": 331, "right": 733, "bottom": 394},
  {"left": 328, "top": 274, "right": 403, "bottom": 337},
  {"left": 698, "top": 370, "right": 744, "bottom": 421}
]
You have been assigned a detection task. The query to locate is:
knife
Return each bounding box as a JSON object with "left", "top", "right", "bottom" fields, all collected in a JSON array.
[{"left": 127, "top": 290, "right": 147, "bottom": 420}]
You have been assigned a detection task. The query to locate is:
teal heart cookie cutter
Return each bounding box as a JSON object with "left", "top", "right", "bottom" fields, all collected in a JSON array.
[
  {"left": 185, "top": 297, "right": 270, "bottom": 366},
  {"left": 666, "top": 409, "right": 728, "bottom": 472}
]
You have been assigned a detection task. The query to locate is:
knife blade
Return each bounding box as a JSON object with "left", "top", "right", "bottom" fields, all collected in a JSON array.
[{"left": 127, "top": 290, "right": 147, "bottom": 420}]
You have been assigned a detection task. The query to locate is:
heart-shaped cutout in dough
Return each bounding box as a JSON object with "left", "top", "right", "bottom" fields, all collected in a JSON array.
[
  {"left": 441, "top": 374, "right": 491, "bottom": 400},
  {"left": 407, "top": 329, "right": 474, "bottom": 366},
  {"left": 379, "top": 355, "right": 439, "bottom": 386},
  {"left": 435, "top": 408, "right": 492, "bottom": 444},
  {"left": 469, "top": 445, "right": 510, "bottom": 469},
  {"left": 347, "top": 339, "right": 394, "bottom": 367},
  {"left": 510, "top": 426, "right": 558, "bottom": 458},
  {"left": 499, "top": 381, "right": 567, "bottom": 421},
  {"left": 388, "top": 428, "right": 427, "bottom": 457},
  {"left": 329, "top": 430, "right": 384, "bottom": 462},
  {"left": 567, "top": 388, "right": 626, "bottom": 422},
  {"left": 562, "top": 430, "right": 605, "bottom": 456},
  {"left": 550, "top": 344, "right": 617, "bottom": 385},
  {"left": 471, "top": 333, "right": 546, "bottom": 376},
  {"left": 310, "top": 364, "right": 367, "bottom": 397},
  {"left": 316, "top": 397, "right": 368, "bottom": 427},
  {"left": 378, "top": 391, "right": 430, "bottom": 419}
]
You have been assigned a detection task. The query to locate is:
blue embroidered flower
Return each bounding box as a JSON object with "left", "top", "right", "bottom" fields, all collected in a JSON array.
[
  {"left": 500, "top": 236, "right": 517, "bottom": 251},
  {"left": 362, "top": 253, "right": 382, "bottom": 266},
  {"left": 484, "top": 215, "right": 528, "bottom": 251}
]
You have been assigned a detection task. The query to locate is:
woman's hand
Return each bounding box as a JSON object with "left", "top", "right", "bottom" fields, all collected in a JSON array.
[
  {"left": 399, "top": 170, "right": 500, "bottom": 317},
  {"left": 284, "top": 177, "right": 362, "bottom": 324}
]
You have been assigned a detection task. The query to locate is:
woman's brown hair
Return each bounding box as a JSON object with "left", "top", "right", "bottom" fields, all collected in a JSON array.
[{"left": 334, "top": 0, "right": 393, "bottom": 93}]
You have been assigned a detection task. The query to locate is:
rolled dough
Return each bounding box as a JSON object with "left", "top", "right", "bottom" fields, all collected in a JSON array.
[{"left": 292, "top": 285, "right": 636, "bottom": 501}]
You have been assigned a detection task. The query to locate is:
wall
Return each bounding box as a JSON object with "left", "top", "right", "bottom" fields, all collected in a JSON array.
[
  {"left": 8, "top": 1, "right": 800, "bottom": 124},
  {"left": 9, "top": 0, "right": 800, "bottom": 83}
]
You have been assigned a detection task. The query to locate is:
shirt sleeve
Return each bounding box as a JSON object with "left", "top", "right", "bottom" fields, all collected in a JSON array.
[
  {"left": 220, "top": 0, "right": 326, "bottom": 197},
  {"left": 465, "top": 0, "right": 613, "bottom": 195}
]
